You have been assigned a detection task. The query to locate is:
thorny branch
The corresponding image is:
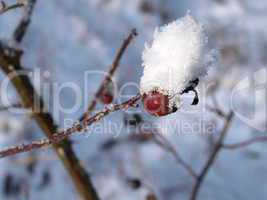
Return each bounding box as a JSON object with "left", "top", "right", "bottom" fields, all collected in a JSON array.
[
  {"left": 0, "top": 94, "right": 141, "bottom": 158},
  {"left": 0, "top": 1, "right": 25, "bottom": 15},
  {"left": 80, "top": 28, "right": 138, "bottom": 121},
  {"left": 0, "top": 11, "right": 137, "bottom": 197},
  {"left": 1, "top": 2, "right": 265, "bottom": 199},
  {"left": 0, "top": 27, "right": 138, "bottom": 199},
  {"left": 190, "top": 111, "right": 234, "bottom": 200}
]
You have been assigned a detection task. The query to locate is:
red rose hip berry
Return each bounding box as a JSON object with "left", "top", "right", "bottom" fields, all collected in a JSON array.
[{"left": 142, "top": 91, "right": 170, "bottom": 116}]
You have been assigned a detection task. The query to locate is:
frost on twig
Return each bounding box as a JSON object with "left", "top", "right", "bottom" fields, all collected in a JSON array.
[{"left": 0, "top": 94, "right": 141, "bottom": 158}]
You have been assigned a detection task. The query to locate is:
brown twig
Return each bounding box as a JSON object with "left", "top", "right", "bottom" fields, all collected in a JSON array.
[
  {"left": 0, "top": 1, "right": 25, "bottom": 15},
  {"left": 0, "top": 94, "right": 141, "bottom": 158},
  {"left": 153, "top": 133, "right": 198, "bottom": 180},
  {"left": 190, "top": 111, "right": 234, "bottom": 200},
  {"left": 206, "top": 104, "right": 226, "bottom": 118},
  {"left": 206, "top": 94, "right": 227, "bottom": 118},
  {"left": 80, "top": 28, "right": 138, "bottom": 121},
  {"left": 1, "top": 1, "right": 101, "bottom": 195},
  {"left": 13, "top": 0, "right": 37, "bottom": 43},
  {"left": 0, "top": 42, "right": 100, "bottom": 200},
  {"left": 100, "top": 126, "right": 197, "bottom": 179},
  {"left": 222, "top": 136, "right": 267, "bottom": 150}
]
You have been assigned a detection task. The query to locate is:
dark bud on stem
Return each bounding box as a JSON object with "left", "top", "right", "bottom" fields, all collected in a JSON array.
[
  {"left": 126, "top": 178, "right": 142, "bottom": 189},
  {"left": 146, "top": 193, "right": 157, "bottom": 200},
  {"left": 124, "top": 113, "right": 143, "bottom": 126}
]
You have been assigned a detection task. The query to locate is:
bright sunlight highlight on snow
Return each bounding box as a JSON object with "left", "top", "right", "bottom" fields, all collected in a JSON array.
[{"left": 140, "top": 14, "right": 217, "bottom": 108}]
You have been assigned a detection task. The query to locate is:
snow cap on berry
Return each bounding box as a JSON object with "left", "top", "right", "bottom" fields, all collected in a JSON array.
[{"left": 140, "top": 14, "right": 217, "bottom": 108}]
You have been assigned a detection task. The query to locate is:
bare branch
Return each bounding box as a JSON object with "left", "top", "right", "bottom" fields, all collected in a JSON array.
[
  {"left": 0, "top": 1, "right": 25, "bottom": 15},
  {"left": 0, "top": 27, "right": 137, "bottom": 199},
  {"left": 100, "top": 126, "right": 197, "bottom": 179},
  {"left": 206, "top": 104, "right": 226, "bottom": 118},
  {"left": 0, "top": 41, "right": 100, "bottom": 200},
  {"left": 0, "top": 94, "right": 141, "bottom": 158},
  {"left": 190, "top": 111, "right": 234, "bottom": 200},
  {"left": 153, "top": 133, "right": 198, "bottom": 180},
  {"left": 0, "top": 103, "right": 22, "bottom": 111},
  {"left": 222, "top": 136, "right": 267, "bottom": 150},
  {"left": 80, "top": 28, "right": 138, "bottom": 121},
  {"left": 13, "top": 0, "right": 37, "bottom": 43}
]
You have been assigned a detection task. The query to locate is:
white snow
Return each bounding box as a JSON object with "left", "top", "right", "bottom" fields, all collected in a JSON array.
[
  {"left": 0, "top": 1, "right": 266, "bottom": 200},
  {"left": 140, "top": 14, "right": 216, "bottom": 107}
]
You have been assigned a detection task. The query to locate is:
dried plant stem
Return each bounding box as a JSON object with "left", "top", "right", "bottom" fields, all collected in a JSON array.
[
  {"left": 1, "top": 0, "right": 137, "bottom": 197},
  {"left": 13, "top": 0, "right": 37, "bottom": 43},
  {"left": 0, "top": 94, "right": 141, "bottom": 158},
  {"left": 222, "top": 136, "right": 267, "bottom": 150},
  {"left": 0, "top": 103, "right": 22, "bottom": 111},
  {"left": 190, "top": 111, "right": 234, "bottom": 200},
  {"left": 1, "top": 0, "right": 101, "bottom": 196},
  {"left": 0, "top": 1, "right": 25, "bottom": 15},
  {"left": 0, "top": 44, "right": 100, "bottom": 200},
  {"left": 80, "top": 29, "right": 138, "bottom": 121},
  {"left": 153, "top": 133, "right": 198, "bottom": 179}
]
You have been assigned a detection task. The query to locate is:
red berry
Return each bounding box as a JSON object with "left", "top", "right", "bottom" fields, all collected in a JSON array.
[
  {"left": 99, "top": 91, "right": 113, "bottom": 104},
  {"left": 142, "top": 91, "right": 170, "bottom": 116}
]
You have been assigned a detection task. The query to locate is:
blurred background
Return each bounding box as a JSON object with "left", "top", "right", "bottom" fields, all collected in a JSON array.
[{"left": 0, "top": 0, "right": 266, "bottom": 199}]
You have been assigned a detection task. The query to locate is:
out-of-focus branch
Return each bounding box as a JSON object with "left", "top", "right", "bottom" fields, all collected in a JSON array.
[
  {"left": 100, "top": 127, "right": 197, "bottom": 179},
  {"left": 206, "top": 94, "right": 227, "bottom": 118},
  {"left": 190, "top": 111, "right": 234, "bottom": 200},
  {"left": 222, "top": 136, "right": 267, "bottom": 150},
  {"left": 0, "top": 42, "right": 100, "bottom": 200},
  {"left": 206, "top": 104, "right": 226, "bottom": 118},
  {"left": 0, "top": 94, "right": 141, "bottom": 158},
  {"left": 0, "top": 1, "right": 25, "bottom": 15},
  {"left": 0, "top": 103, "right": 22, "bottom": 111},
  {"left": 80, "top": 28, "right": 138, "bottom": 121},
  {"left": 153, "top": 133, "right": 198, "bottom": 180},
  {"left": 13, "top": 0, "right": 37, "bottom": 43}
]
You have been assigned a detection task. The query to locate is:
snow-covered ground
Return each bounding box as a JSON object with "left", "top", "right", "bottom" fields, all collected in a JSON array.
[{"left": 0, "top": 0, "right": 266, "bottom": 199}]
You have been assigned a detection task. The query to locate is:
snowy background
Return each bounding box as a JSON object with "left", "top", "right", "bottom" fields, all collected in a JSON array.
[{"left": 0, "top": 0, "right": 266, "bottom": 199}]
